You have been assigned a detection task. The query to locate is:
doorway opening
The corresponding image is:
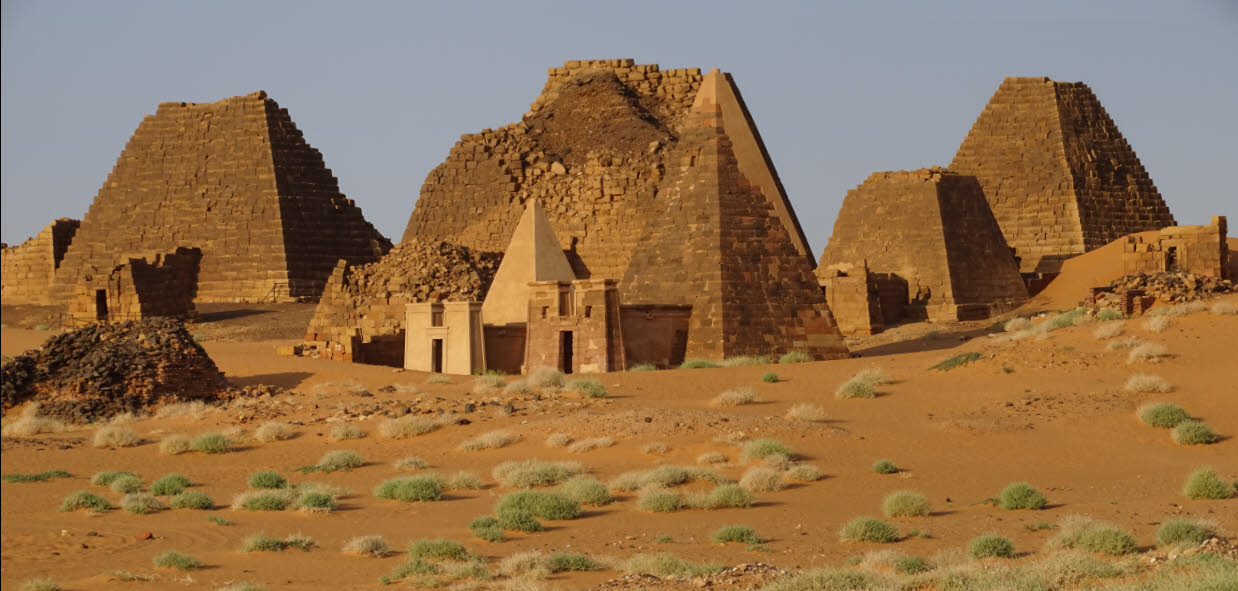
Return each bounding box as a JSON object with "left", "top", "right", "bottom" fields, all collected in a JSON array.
[
  {"left": 559, "top": 331, "right": 574, "bottom": 374},
  {"left": 1166, "top": 246, "right": 1178, "bottom": 272},
  {"left": 431, "top": 339, "right": 443, "bottom": 373},
  {"left": 95, "top": 289, "right": 108, "bottom": 321}
]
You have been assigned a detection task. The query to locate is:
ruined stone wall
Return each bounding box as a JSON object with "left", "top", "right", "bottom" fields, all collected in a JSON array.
[
  {"left": 950, "top": 77, "right": 1175, "bottom": 274},
  {"left": 1, "top": 218, "right": 79, "bottom": 305},
  {"left": 1122, "top": 216, "right": 1229, "bottom": 278},
  {"left": 67, "top": 248, "right": 200, "bottom": 324},
  {"left": 402, "top": 60, "right": 703, "bottom": 281},
  {"left": 49, "top": 91, "right": 388, "bottom": 304},
  {"left": 820, "top": 267, "right": 884, "bottom": 336},
  {"left": 524, "top": 280, "right": 624, "bottom": 374}
]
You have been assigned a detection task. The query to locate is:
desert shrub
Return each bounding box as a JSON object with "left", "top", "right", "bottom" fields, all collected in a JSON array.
[
  {"left": 407, "top": 538, "right": 470, "bottom": 562},
  {"left": 242, "top": 533, "right": 288, "bottom": 552},
  {"left": 240, "top": 491, "right": 293, "bottom": 511},
  {"left": 680, "top": 358, "right": 721, "bottom": 369},
  {"left": 569, "top": 378, "right": 607, "bottom": 398},
  {"left": 835, "top": 376, "right": 877, "bottom": 399},
  {"left": 492, "top": 459, "right": 583, "bottom": 488},
  {"left": 375, "top": 476, "right": 444, "bottom": 502},
  {"left": 999, "top": 482, "right": 1047, "bottom": 510},
  {"left": 19, "top": 578, "right": 60, "bottom": 591},
  {"left": 503, "top": 379, "right": 532, "bottom": 395},
  {"left": 1093, "top": 321, "right": 1126, "bottom": 339},
  {"left": 149, "top": 473, "right": 190, "bottom": 496},
  {"left": 1127, "top": 343, "right": 1170, "bottom": 364},
  {"left": 838, "top": 517, "right": 898, "bottom": 543},
  {"left": 440, "top": 471, "right": 481, "bottom": 491},
  {"left": 426, "top": 374, "right": 454, "bottom": 384},
  {"left": 854, "top": 367, "right": 890, "bottom": 386},
  {"left": 624, "top": 553, "right": 724, "bottom": 579},
  {"left": 1138, "top": 402, "right": 1190, "bottom": 428},
  {"left": 872, "top": 460, "right": 899, "bottom": 474},
  {"left": 394, "top": 456, "right": 427, "bottom": 470},
  {"left": 153, "top": 550, "right": 201, "bottom": 570},
  {"left": 295, "top": 492, "right": 338, "bottom": 513},
  {"left": 969, "top": 534, "right": 1015, "bottom": 558},
  {"left": 379, "top": 415, "right": 439, "bottom": 439},
  {"left": 1172, "top": 420, "right": 1219, "bottom": 445},
  {"left": 159, "top": 433, "right": 192, "bottom": 455},
  {"left": 60, "top": 490, "right": 110, "bottom": 512},
  {"left": 630, "top": 465, "right": 725, "bottom": 488},
  {"left": 711, "top": 525, "right": 761, "bottom": 544},
  {"left": 93, "top": 425, "right": 140, "bottom": 448},
  {"left": 1, "top": 405, "right": 70, "bottom": 437},
  {"left": 711, "top": 387, "right": 757, "bottom": 407},
  {"left": 642, "top": 441, "right": 670, "bottom": 455},
  {"left": 1211, "top": 301, "right": 1237, "bottom": 315},
  {"left": 761, "top": 372, "right": 780, "bottom": 383},
  {"left": 248, "top": 471, "right": 287, "bottom": 489},
  {"left": 207, "top": 515, "right": 233, "bottom": 526},
  {"left": 762, "top": 453, "right": 792, "bottom": 471},
  {"left": 528, "top": 367, "right": 566, "bottom": 389},
  {"left": 1155, "top": 518, "right": 1219, "bottom": 547},
  {"left": 721, "top": 355, "right": 771, "bottom": 367},
  {"left": 1050, "top": 516, "right": 1138, "bottom": 555},
  {"left": 460, "top": 430, "right": 521, "bottom": 451},
  {"left": 785, "top": 403, "right": 827, "bottom": 422},
  {"left": 930, "top": 352, "right": 982, "bottom": 371},
  {"left": 469, "top": 516, "right": 504, "bottom": 542},
  {"left": 697, "top": 452, "right": 728, "bottom": 465},
  {"left": 330, "top": 423, "right": 364, "bottom": 441},
  {"left": 740, "top": 438, "right": 792, "bottom": 462},
  {"left": 628, "top": 363, "right": 658, "bottom": 372},
  {"left": 784, "top": 463, "right": 825, "bottom": 482},
  {"left": 473, "top": 373, "right": 507, "bottom": 393},
  {"left": 545, "top": 433, "right": 573, "bottom": 448},
  {"left": 637, "top": 489, "right": 683, "bottom": 512},
  {"left": 779, "top": 351, "right": 813, "bottom": 364},
  {"left": 496, "top": 490, "right": 582, "bottom": 520},
  {"left": 192, "top": 432, "right": 233, "bottom": 454},
  {"left": 707, "top": 484, "right": 757, "bottom": 508},
  {"left": 1097, "top": 308, "right": 1124, "bottom": 321},
  {"left": 91, "top": 470, "right": 136, "bottom": 486},
  {"left": 882, "top": 490, "right": 932, "bottom": 517},
  {"left": 254, "top": 421, "right": 294, "bottom": 442},
  {"left": 496, "top": 508, "right": 543, "bottom": 532},
  {"left": 739, "top": 467, "right": 785, "bottom": 492},
  {"left": 109, "top": 474, "right": 143, "bottom": 494},
  {"left": 170, "top": 491, "right": 214, "bottom": 510},
  {"left": 1107, "top": 336, "right": 1142, "bottom": 350},
  {"left": 122, "top": 493, "right": 164, "bottom": 514},
  {"left": 568, "top": 436, "right": 615, "bottom": 453},
  {"left": 893, "top": 555, "right": 931, "bottom": 575},
  {"left": 2, "top": 470, "right": 71, "bottom": 483},
  {"left": 316, "top": 449, "right": 364, "bottom": 472},
  {"left": 539, "top": 552, "right": 597, "bottom": 573},
  {"left": 1124, "top": 373, "right": 1173, "bottom": 393},
  {"left": 343, "top": 535, "right": 391, "bottom": 557},
  {"left": 559, "top": 475, "right": 613, "bottom": 506},
  {"left": 1004, "top": 317, "right": 1032, "bottom": 332},
  {"left": 1144, "top": 315, "right": 1171, "bottom": 333},
  {"left": 1183, "top": 467, "right": 1234, "bottom": 500}
]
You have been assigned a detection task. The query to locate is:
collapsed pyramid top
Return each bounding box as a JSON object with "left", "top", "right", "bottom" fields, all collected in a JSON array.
[
  {"left": 50, "top": 91, "right": 390, "bottom": 302},
  {"left": 481, "top": 200, "right": 577, "bottom": 325},
  {"left": 950, "top": 77, "right": 1176, "bottom": 274}
]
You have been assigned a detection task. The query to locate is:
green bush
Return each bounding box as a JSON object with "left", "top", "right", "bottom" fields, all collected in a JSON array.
[
  {"left": 1172, "top": 420, "right": 1219, "bottom": 445},
  {"left": 243, "top": 492, "right": 292, "bottom": 511},
  {"left": 930, "top": 352, "right": 981, "bottom": 371},
  {"left": 91, "top": 470, "right": 137, "bottom": 486},
  {"left": 150, "top": 473, "right": 191, "bottom": 496},
  {"left": 242, "top": 533, "right": 290, "bottom": 552},
  {"left": 59, "top": 490, "right": 110, "bottom": 512},
  {"left": 122, "top": 493, "right": 164, "bottom": 514},
  {"left": 496, "top": 508, "right": 543, "bottom": 532},
  {"left": 707, "top": 484, "right": 756, "bottom": 509},
  {"left": 779, "top": 351, "right": 813, "bottom": 364},
  {"left": 407, "top": 538, "right": 470, "bottom": 561},
  {"left": 1155, "top": 518, "right": 1219, "bottom": 547},
  {"left": 740, "top": 439, "right": 792, "bottom": 463},
  {"left": 835, "top": 378, "right": 876, "bottom": 399},
  {"left": 547, "top": 552, "right": 600, "bottom": 572},
  {"left": 559, "top": 476, "right": 613, "bottom": 506},
  {"left": 711, "top": 525, "right": 760, "bottom": 544},
  {"left": 248, "top": 471, "right": 287, "bottom": 489},
  {"left": 968, "top": 534, "right": 1015, "bottom": 558},
  {"left": 496, "top": 490, "right": 581, "bottom": 520},
  {"left": 491, "top": 459, "right": 584, "bottom": 487},
  {"left": 881, "top": 490, "right": 932, "bottom": 517},
  {"left": 1138, "top": 403, "right": 1190, "bottom": 428},
  {"left": 637, "top": 489, "right": 683, "bottom": 513},
  {"left": 893, "top": 555, "right": 931, "bottom": 574},
  {"left": 109, "top": 474, "right": 143, "bottom": 494},
  {"left": 761, "top": 372, "right": 779, "bottom": 383},
  {"left": 569, "top": 378, "right": 607, "bottom": 398},
  {"left": 838, "top": 517, "right": 898, "bottom": 543},
  {"left": 680, "top": 359, "right": 721, "bottom": 369},
  {"left": 1076, "top": 526, "right": 1138, "bottom": 555},
  {"left": 623, "top": 553, "right": 724, "bottom": 579},
  {"left": 1097, "top": 308, "right": 1124, "bottom": 321},
  {"left": 296, "top": 492, "right": 337, "bottom": 512},
  {"left": 316, "top": 449, "right": 364, "bottom": 472},
  {"left": 192, "top": 432, "right": 232, "bottom": 454},
  {"left": 469, "top": 516, "right": 504, "bottom": 542},
  {"left": 152, "top": 550, "right": 201, "bottom": 570},
  {"left": 375, "top": 476, "right": 444, "bottom": 502},
  {"left": 872, "top": 460, "right": 898, "bottom": 474},
  {"left": 19, "top": 577, "right": 60, "bottom": 591},
  {"left": 999, "top": 482, "right": 1047, "bottom": 510},
  {"left": 170, "top": 491, "right": 214, "bottom": 510},
  {"left": 1183, "top": 467, "right": 1234, "bottom": 500},
  {"left": 2, "top": 470, "right": 71, "bottom": 483}
]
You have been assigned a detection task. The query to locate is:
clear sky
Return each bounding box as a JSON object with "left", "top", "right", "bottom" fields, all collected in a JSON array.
[{"left": 3, "top": 0, "right": 1236, "bottom": 253}]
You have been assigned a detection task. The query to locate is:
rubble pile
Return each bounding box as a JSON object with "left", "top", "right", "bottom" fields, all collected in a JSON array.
[
  {"left": 1, "top": 319, "right": 230, "bottom": 422},
  {"left": 589, "top": 563, "right": 788, "bottom": 591},
  {"left": 1092, "top": 272, "right": 1233, "bottom": 313}
]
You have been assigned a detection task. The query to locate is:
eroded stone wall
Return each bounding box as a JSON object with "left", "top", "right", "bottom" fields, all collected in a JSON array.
[
  {"left": 67, "top": 248, "right": 200, "bottom": 324},
  {"left": 1122, "top": 216, "right": 1228, "bottom": 278},
  {"left": 1, "top": 218, "right": 79, "bottom": 305}
]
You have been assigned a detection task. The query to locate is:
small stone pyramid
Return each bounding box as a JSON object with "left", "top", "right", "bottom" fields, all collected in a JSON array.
[
  {"left": 482, "top": 200, "right": 577, "bottom": 325},
  {"left": 950, "top": 77, "right": 1176, "bottom": 273},
  {"left": 622, "top": 70, "right": 848, "bottom": 360}
]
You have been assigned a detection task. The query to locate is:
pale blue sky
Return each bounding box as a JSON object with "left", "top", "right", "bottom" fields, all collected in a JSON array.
[{"left": 3, "top": 0, "right": 1236, "bottom": 253}]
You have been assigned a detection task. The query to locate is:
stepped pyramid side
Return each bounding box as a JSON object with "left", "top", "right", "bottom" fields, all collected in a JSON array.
[
  {"left": 623, "top": 70, "right": 848, "bottom": 360},
  {"left": 1, "top": 218, "right": 79, "bottom": 305},
  {"left": 481, "top": 200, "right": 577, "bottom": 325},
  {"left": 818, "top": 169, "right": 1027, "bottom": 321},
  {"left": 50, "top": 92, "right": 389, "bottom": 303},
  {"left": 950, "top": 77, "right": 1175, "bottom": 274}
]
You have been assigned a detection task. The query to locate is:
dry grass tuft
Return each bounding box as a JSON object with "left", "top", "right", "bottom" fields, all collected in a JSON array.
[
  {"left": 739, "top": 467, "right": 785, "bottom": 492},
  {"left": 93, "top": 425, "right": 141, "bottom": 448},
  {"left": 545, "top": 433, "right": 573, "bottom": 448},
  {"left": 568, "top": 437, "right": 615, "bottom": 453},
  {"left": 1106, "top": 336, "right": 1142, "bottom": 350},
  {"left": 394, "top": 456, "right": 428, "bottom": 470},
  {"left": 785, "top": 403, "right": 828, "bottom": 422},
  {"left": 460, "top": 430, "right": 521, "bottom": 451},
  {"left": 379, "top": 415, "right": 439, "bottom": 439},
  {"left": 2, "top": 404, "right": 70, "bottom": 437},
  {"left": 1211, "top": 301, "right": 1237, "bottom": 315},
  {"left": 1127, "top": 343, "right": 1169, "bottom": 364},
  {"left": 642, "top": 441, "right": 669, "bottom": 455},
  {"left": 1124, "top": 374, "right": 1173, "bottom": 393},
  {"left": 1004, "top": 317, "right": 1032, "bottom": 332},
  {"left": 330, "top": 423, "right": 365, "bottom": 441},
  {"left": 784, "top": 463, "right": 825, "bottom": 482},
  {"left": 492, "top": 460, "right": 584, "bottom": 488},
  {"left": 342, "top": 535, "right": 391, "bottom": 557},
  {"left": 472, "top": 373, "right": 506, "bottom": 394},
  {"left": 254, "top": 421, "right": 294, "bottom": 442},
  {"left": 503, "top": 379, "right": 533, "bottom": 395},
  {"left": 710, "top": 387, "right": 758, "bottom": 407},
  {"left": 1144, "top": 316, "right": 1171, "bottom": 333},
  {"left": 1093, "top": 321, "right": 1126, "bottom": 340},
  {"left": 155, "top": 401, "right": 211, "bottom": 419},
  {"left": 528, "top": 367, "right": 566, "bottom": 389}
]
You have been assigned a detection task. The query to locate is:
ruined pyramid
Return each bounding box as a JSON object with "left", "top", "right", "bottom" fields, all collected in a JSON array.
[
  {"left": 950, "top": 77, "right": 1176, "bottom": 274},
  {"left": 49, "top": 91, "right": 390, "bottom": 302},
  {"left": 818, "top": 169, "right": 1028, "bottom": 322},
  {"left": 622, "top": 70, "right": 848, "bottom": 360},
  {"left": 481, "top": 199, "right": 577, "bottom": 325}
]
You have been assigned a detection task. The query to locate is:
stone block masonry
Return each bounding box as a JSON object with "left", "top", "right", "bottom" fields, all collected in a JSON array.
[
  {"left": 47, "top": 91, "right": 389, "bottom": 304},
  {"left": 1, "top": 218, "right": 79, "bottom": 305},
  {"left": 1122, "top": 216, "right": 1228, "bottom": 279}
]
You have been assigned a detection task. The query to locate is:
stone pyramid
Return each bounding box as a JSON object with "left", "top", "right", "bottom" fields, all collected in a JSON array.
[
  {"left": 818, "top": 169, "right": 1028, "bottom": 322},
  {"left": 481, "top": 199, "right": 577, "bottom": 325},
  {"left": 622, "top": 70, "right": 848, "bottom": 360},
  {"left": 950, "top": 77, "right": 1176, "bottom": 274},
  {"left": 50, "top": 91, "right": 390, "bottom": 302}
]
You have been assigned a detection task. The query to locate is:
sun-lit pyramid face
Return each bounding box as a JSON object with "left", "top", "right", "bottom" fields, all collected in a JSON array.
[{"left": 950, "top": 77, "right": 1176, "bottom": 274}]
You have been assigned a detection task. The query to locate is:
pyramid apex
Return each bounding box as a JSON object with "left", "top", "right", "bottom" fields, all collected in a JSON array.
[{"left": 481, "top": 198, "right": 576, "bottom": 325}]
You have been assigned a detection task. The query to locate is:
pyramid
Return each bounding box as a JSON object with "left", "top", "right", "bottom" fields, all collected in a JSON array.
[
  {"left": 621, "top": 70, "right": 848, "bottom": 360},
  {"left": 49, "top": 91, "right": 390, "bottom": 302},
  {"left": 818, "top": 169, "right": 1028, "bottom": 322},
  {"left": 950, "top": 77, "right": 1176, "bottom": 274},
  {"left": 481, "top": 200, "right": 577, "bottom": 325}
]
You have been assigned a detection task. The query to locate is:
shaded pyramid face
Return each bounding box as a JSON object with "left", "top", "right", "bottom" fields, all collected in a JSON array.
[
  {"left": 950, "top": 77, "right": 1176, "bottom": 274},
  {"left": 481, "top": 200, "right": 577, "bottom": 325},
  {"left": 819, "top": 169, "right": 1028, "bottom": 322},
  {"left": 50, "top": 91, "right": 390, "bottom": 302},
  {"left": 622, "top": 71, "right": 848, "bottom": 360}
]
